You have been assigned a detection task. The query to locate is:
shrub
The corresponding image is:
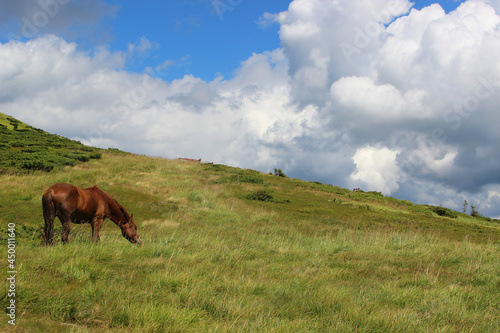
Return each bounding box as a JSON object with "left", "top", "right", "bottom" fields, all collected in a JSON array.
[
  {"left": 90, "top": 152, "right": 102, "bottom": 159},
  {"left": 20, "top": 158, "right": 54, "bottom": 172},
  {"left": 366, "top": 191, "right": 384, "bottom": 197},
  {"left": 470, "top": 204, "right": 481, "bottom": 217},
  {"left": 247, "top": 190, "right": 275, "bottom": 202},
  {"left": 273, "top": 168, "right": 287, "bottom": 177},
  {"left": 70, "top": 153, "right": 91, "bottom": 162},
  {"left": 246, "top": 190, "right": 291, "bottom": 204},
  {"left": 429, "top": 205, "right": 458, "bottom": 218},
  {"left": 238, "top": 172, "right": 264, "bottom": 184},
  {"left": 11, "top": 141, "right": 25, "bottom": 147},
  {"left": 211, "top": 169, "right": 264, "bottom": 185}
]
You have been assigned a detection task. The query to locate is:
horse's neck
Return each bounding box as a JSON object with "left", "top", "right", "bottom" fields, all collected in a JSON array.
[{"left": 105, "top": 196, "right": 126, "bottom": 224}]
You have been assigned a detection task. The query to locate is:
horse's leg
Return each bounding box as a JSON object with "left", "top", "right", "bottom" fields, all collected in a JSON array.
[
  {"left": 91, "top": 216, "right": 104, "bottom": 243},
  {"left": 43, "top": 214, "right": 55, "bottom": 246},
  {"left": 61, "top": 219, "right": 71, "bottom": 244},
  {"left": 58, "top": 211, "right": 72, "bottom": 244},
  {"left": 42, "top": 190, "right": 56, "bottom": 245}
]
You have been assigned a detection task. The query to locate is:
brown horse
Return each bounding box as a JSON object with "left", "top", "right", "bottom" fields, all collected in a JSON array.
[{"left": 42, "top": 183, "right": 141, "bottom": 245}]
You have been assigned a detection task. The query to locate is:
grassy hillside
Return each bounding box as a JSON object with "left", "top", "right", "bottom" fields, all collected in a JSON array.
[
  {"left": 0, "top": 112, "right": 101, "bottom": 173},
  {"left": 1, "top": 117, "right": 500, "bottom": 332}
]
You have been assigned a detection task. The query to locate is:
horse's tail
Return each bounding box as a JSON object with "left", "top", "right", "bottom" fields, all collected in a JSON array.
[{"left": 42, "top": 188, "right": 56, "bottom": 245}]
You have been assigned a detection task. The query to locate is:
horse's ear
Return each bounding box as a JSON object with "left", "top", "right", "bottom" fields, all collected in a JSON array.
[{"left": 130, "top": 213, "right": 134, "bottom": 220}]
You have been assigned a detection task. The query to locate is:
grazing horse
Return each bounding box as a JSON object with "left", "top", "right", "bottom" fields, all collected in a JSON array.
[{"left": 42, "top": 183, "right": 141, "bottom": 245}]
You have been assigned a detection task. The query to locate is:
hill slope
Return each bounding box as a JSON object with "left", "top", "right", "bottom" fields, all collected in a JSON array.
[
  {"left": 1, "top": 115, "right": 500, "bottom": 332},
  {"left": 0, "top": 112, "right": 101, "bottom": 173}
]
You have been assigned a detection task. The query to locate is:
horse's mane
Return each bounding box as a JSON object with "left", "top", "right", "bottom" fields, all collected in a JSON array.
[{"left": 91, "top": 185, "right": 130, "bottom": 222}]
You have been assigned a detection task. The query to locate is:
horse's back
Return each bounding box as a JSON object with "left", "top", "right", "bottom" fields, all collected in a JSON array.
[
  {"left": 45, "top": 183, "right": 83, "bottom": 214},
  {"left": 49, "top": 182, "right": 78, "bottom": 193},
  {"left": 49, "top": 183, "right": 79, "bottom": 199}
]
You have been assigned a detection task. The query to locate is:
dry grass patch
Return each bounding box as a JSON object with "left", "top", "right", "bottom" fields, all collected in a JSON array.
[{"left": 141, "top": 219, "right": 181, "bottom": 229}]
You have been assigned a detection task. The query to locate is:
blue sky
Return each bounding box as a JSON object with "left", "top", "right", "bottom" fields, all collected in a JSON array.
[
  {"left": 2, "top": 0, "right": 500, "bottom": 218},
  {"left": 0, "top": 0, "right": 466, "bottom": 81},
  {"left": 105, "top": 0, "right": 466, "bottom": 81},
  {"left": 107, "top": 0, "right": 292, "bottom": 81}
]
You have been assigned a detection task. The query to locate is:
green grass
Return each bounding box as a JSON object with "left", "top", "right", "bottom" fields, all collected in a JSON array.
[
  {"left": 10, "top": 229, "right": 500, "bottom": 332},
  {"left": 1, "top": 116, "right": 500, "bottom": 332}
]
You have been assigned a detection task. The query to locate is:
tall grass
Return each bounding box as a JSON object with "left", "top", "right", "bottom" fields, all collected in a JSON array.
[
  {"left": 7, "top": 228, "right": 500, "bottom": 332},
  {"left": 1, "top": 151, "right": 500, "bottom": 332}
]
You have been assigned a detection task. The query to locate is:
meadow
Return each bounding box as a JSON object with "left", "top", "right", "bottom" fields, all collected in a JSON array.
[{"left": 1, "top": 116, "right": 500, "bottom": 332}]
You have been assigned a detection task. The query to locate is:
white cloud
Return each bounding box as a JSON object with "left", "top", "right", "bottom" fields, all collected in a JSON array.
[
  {"left": 485, "top": 188, "right": 500, "bottom": 218},
  {"left": 350, "top": 146, "right": 401, "bottom": 194},
  {"left": 330, "top": 76, "right": 433, "bottom": 123},
  {"left": 257, "top": 12, "right": 279, "bottom": 29},
  {"left": 331, "top": 76, "right": 407, "bottom": 118},
  {"left": 0, "top": 35, "right": 318, "bottom": 172},
  {"left": 2, "top": 0, "right": 500, "bottom": 217},
  {"left": 127, "top": 36, "right": 159, "bottom": 55}
]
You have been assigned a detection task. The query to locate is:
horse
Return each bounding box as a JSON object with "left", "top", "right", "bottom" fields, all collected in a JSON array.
[{"left": 42, "top": 183, "right": 141, "bottom": 245}]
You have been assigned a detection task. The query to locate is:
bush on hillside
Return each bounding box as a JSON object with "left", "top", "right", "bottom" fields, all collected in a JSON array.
[
  {"left": 429, "top": 205, "right": 458, "bottom": 218},
  {"left": 0, "top": 114, "right": 102, "bottom": 173},
  {"left": 272, "top": 168, "right": 287, "bottom": 177},
  {"left": 247, "top": 190, "right": 275, "bottom": 202},
  {"left": 246, "top": 190, "right": 291, "bottom": 204},
  {"left": 238, "top": 172, "right": 264, "bottom": 184}
]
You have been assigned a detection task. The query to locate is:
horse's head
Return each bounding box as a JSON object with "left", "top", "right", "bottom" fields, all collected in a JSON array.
[{"left": 120, "top": 214, "right": 142, "bottom": 245}]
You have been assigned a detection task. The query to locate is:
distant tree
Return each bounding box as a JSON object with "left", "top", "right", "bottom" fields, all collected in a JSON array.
[
  {"left": 470, "top": 203, "right": 481, "bottom": 217},
  {"left": 273, "top": 168, "right": 287, "bottom": 178},
  {"left": 462, "top": 200, "right": 468, "bottom": 213}
]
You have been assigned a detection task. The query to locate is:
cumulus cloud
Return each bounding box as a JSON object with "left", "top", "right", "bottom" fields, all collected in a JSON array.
[
  {"left": 350, "top": 146, "right": 401, "bottom": 194},
  {"left": 0, "top": 36, "right": 311, "bottom": 171},
  {"left": 330, "top": 76, "right": 430, "bottom": 120},
  {"left": 1, "top": 0, "right": 500, "bottom": 217},
  {"left": 280, "top": 0, "right": 500, "bottom": 216}
]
